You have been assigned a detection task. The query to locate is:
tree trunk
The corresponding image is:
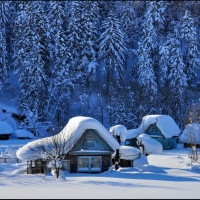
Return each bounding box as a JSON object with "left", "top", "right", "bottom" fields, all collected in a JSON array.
[{"left": 56, "top": 168, "right": 59, "bottom": 179}]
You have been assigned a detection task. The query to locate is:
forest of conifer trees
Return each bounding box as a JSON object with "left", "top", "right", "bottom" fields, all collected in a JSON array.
[{"left": 1, "top": 1, "right": 200, "bottom": 135}]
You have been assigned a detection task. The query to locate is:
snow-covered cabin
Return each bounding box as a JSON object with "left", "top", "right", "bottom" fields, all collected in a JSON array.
[
  {"left": 126, "top": 128, "right": 141, "bottom": 148},
  {"left": 16, "top": 116, "right": 120, "bottom": 174},
  {"left": 14, "top": 129, "right": 35, "bottom": 140},
  {"left": 0, "top": 121, "right": 13, "bottom": 140},
  {"left": 139, "top": 115, "right": 180, "bottom": 150},
  {"left": 180, "top": 123, "right": 200, "bottom": 148},
  {"left": 127, "top": 115, "right": 180, "bottom": 150}
]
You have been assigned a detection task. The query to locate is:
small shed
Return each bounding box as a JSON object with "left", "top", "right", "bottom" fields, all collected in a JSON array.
[
  {"left": 14, "top": 129, "right": 35, "bottom": 139},
  {"left": 109, "top": 125, "right": 141, "bottom": 168},
  {"left": 180, "top": 123, "right": 200, "bottom": 148},
  {"left": 16, "top": 116, "right": 120, "bottom": 174},
  {"left": 137, "top": 115, "right": 180, "bottom": 150},
  {"left": 0, "top": 121, "right": 13, "bottom": 140},
  {"left": 126, "top": 128, "right": 141, "bottom": 148}
]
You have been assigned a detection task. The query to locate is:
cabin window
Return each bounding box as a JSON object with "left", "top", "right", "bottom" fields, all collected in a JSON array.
[
  {"left": 152, "top": 125, "right": 157, "bottom": 133},
  {"left": 77, "top": 157, "right": 89, "bottom": 172},
  {"left": 91, "top": 157, "right": 101, "bottom": 172},
  {"left": 87, "top": 135, "right": 94, "bottom": 148},
  {"left": 87, "top": 135, "right": 94, "bottom": 142},
  {"left": 77, "top": 156, "right": 102, "bottom": 173}
]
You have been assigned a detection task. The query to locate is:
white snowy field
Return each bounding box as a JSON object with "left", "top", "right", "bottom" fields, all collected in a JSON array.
[{"left": 0, "top": 141, "right": 200, "bottom": 199}]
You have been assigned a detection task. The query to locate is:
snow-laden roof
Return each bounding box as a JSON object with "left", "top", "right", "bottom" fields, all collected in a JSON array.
[
  {"left": 119, "top": 146, "right": 141, "bottom": 160},
  {"left": 0, "top": 121, "right": 13, "bottom": 134},
  {"left": 137, "top": 134, "right": 163, "bottom": 154},
  {"left": 14, "top": 129, "right": 35, "bottom": 139},
  {"left": 137, "top": 115, "right": 180, "bottom": 138},
  {"left": 109, "top": 125, "right": 127, "bottom": 142},
  {"left": 126, "top": 128, "right": 141, "bottom": 140},
  {"left": 180, "top": 123, "right": 200, "bottom": 144},
  {"left": 16, "top": 116, "right": 120, "bottom": 161}
]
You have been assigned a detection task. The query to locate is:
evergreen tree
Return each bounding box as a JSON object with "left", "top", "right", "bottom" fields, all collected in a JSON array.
[
  {"left": 79, "top": 1, "right": 99, "bottom": 86},
  {"left": 181, "top": 10, "right": 200, "bottom": 86},
  {"left": 98, "top": 10, "right": 127, "bottom": 96},
  {"left": 119, "top": 1, "right": 136, "bottom": 49},
  {"left": 45, "top": 1, "right": 73, "bottom": 124},
  {"left": 66, "top": 1, "right": 83, "bottom": 79},
  {"left": 159, "top": 35, "right": 171, "bottom": 86},
  {"left": 137, "top": 23, "right": 157, "bottom": 97},
  {"left": 13, "top": 2, "right": 48, "bottom": 134},
  {"left": 0, "top": 2, "right": 10, "bottom": 93},
  {"left": 167, "top": 30, "right": 188, "bottom": 125},
  {"left": 137, "top": 1, "right": 166, "bottom": 94}
]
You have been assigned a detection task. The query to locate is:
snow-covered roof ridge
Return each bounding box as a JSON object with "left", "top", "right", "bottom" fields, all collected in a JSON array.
[
  {"left": 16, "top": 116, "right": 120, "bottom": 161},
  {"left": 180, "top": 123, "right": 200, "bottom": 144},
  {"left": 137, "top": 115, "right": 181, "bottom": 138},
  {"left": 0, "top": 121, "right": 13, "bottom": 134}
]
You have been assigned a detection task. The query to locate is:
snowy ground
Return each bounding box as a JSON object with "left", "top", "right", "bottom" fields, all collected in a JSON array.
[{"left": 0, "top": 141, "right": 200, "bottom": 199}]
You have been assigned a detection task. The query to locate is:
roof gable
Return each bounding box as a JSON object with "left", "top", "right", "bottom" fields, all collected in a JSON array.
[
  {"left": 137, "top": 115, "right": 180, "bottom": 138},
  {"left": 70, "top": 129, "right": 114, "bottom": 153}
]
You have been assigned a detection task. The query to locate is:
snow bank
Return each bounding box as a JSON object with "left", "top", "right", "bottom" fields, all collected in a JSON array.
[
  {"left": 119, "top": 146, "right": 141, "bottom": 161},
  {"left": 134, "top": 154, "right": 149, "bottom": 169},
  {"left": 109, "top": 125, "right": 127, "bottom": 142},
  {"left": 0, "top": 121, "right": 13, "bottom": 134},
  {"left": 14, "top": 129, "right": 35, "bottom": 139},
  {"left": 137, "top": 134, "right": 163, "bottom": 154},
  {"left": 180, "top": 123, "right": 200, "bottom": 144},
  {"left": 16, "top": 116, "right": 120, "bottom": 161},
  {"left": 137, "top": 115, "right": 180, "bottom": 138},
  {"left": 10, "top": 167, "right": 27, "bottom": 175}
]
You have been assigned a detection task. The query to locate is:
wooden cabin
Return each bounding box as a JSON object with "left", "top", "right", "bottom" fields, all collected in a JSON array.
[
  {"left": 20, "top": 116, "right": 120, "bottom": 174},
  {"left": 64, "top": 129, "right": 115, "bottom": 173},
  {"left": 145, "top": 123, "right": 179, "bottom": 150},
  {"left": 0, "top": 121, "right": 13, "bottom": 140},
  {"left": 126, "top": 115, "right": 180, "bottom": 150},
  {"left": 27, "top": 129, "right": 116, "bottom": 174}
]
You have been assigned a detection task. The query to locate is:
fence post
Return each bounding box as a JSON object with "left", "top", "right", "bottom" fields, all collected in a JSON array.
[{"left": 4, "top": 158, "right": 6, "bottom": 163}]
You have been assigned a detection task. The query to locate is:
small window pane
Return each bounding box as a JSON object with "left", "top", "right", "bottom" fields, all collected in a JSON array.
[
  {"left": 78, "top": 157, "right": 89, "bottom": 172},
  {"left": 87, "top": 135, "right": 94, "bottom": 142}
]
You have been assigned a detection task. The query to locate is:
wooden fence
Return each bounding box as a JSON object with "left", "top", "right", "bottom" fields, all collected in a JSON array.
[{"left": 0, "top": 157, "right": 20, "bottom": 163}]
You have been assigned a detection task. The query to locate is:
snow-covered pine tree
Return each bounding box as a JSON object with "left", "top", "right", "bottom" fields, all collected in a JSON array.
[
  {"left": 181, "top": 10, "right": 200, "bottom": 87},
  {"left": 0, "top": 2, "right": 10, "bottom": 93},
  {"left": 78, "top": 1, "right": 99, "bottom": 86},
  {"left": 13, "top": 2, "right": 48, "bottom": 134},
  {"left": 45, "top": 1, "right": 73, "bottom": 125},
  {"left": 119, "top": 1, "right": 136, "bottom": 50},
  {"left": 167, "top": 29, "right": 188, "bottom": 125},
  {"left": 137, "top": 22, "right": 157, "bottom": 98},
  {"left": 98, "top": 10, "right": 127, "bottom": 96},
  {"left": 137, "top": 1, "right": 166, "bottom": 95},
  {"left": 66, "top": 1, "right": 83, "bottom": 80},
  {"left": 159, "top": 35, "right": 171, "bottom": 87}
]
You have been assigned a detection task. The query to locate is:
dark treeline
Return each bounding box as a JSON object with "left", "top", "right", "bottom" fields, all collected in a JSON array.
[{"left": 1, "top": 1, "right": 200, "bottom": 136}]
